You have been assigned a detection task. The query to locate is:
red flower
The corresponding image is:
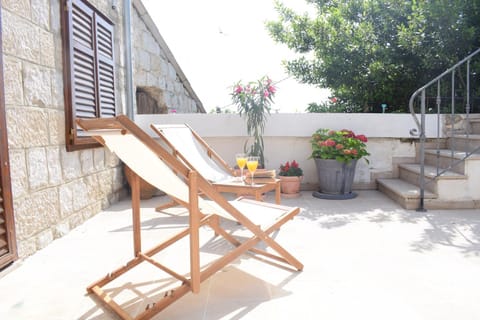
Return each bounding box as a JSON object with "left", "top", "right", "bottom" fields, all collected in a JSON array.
[
  {"left": 279, "top": 160, "right": 303, "bottom": 176},
  {"left": 341, "top": 129, "right": 355, "bottom": 138},
  {"left": 336, "top": 144, "right": 344, "bottom": 150},
  {"left": 356, "top": 134, "right": 368, "bottom": 142}
]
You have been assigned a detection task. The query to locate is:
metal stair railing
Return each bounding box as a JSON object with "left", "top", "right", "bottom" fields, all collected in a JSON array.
[{"left": 409, "top": 48, "right": 480, "bottom": 211}]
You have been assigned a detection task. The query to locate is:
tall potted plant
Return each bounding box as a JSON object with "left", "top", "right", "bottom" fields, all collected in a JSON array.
[
  {"left": 231, "top": 76, "right": 276, "bottom": 168},
  {"left": 310, "top": 129, "right": 369, "bottom": 199}
]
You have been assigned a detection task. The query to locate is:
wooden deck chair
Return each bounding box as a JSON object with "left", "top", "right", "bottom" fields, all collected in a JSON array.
[
  {"left": 76, "top": 116, "right": 303, "bottom": 320},
  {"left": 150, "top": 123, "right": 281, "bottom": 208}
]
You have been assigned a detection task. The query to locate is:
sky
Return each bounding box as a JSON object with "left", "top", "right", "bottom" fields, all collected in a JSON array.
[{"left": 141, "top": 0, "right": 330, "bottom": 113}]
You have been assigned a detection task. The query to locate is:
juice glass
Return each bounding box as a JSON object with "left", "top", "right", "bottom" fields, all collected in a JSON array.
[
  {"left": 235, "top": 153, "right": 247, "bottom": 182},
  {"left": 246, "top": 156, "right": 259, "bottom": 186}
]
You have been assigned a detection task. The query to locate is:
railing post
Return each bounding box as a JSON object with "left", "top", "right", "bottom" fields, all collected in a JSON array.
[
  {"left": 466, "top": 60, "right": 471, "bottom": 152},
  {"left": 436, "top": 80, "right": 441, "bottom": 176},
  {"left": 417, "top": 90, "right": 427, "bottom": 212}
]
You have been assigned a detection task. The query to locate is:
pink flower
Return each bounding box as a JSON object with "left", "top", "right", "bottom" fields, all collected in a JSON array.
[
  {"left": 330, "top": 97, "right": 338, "bottom": 103},
  {"left": 325, "top": 139, "right": 336, "bottom": 147},
  {"left": 291, "top": 160, "right": 299, "bottom": 168},
  {"left": 336, "top": 144, "right": 344, "bottom": 150},
  {"left": 234, "top": 85, "right": 243, "bottom": 94},
  {"left": 268, "top": 85, "right": 276, "bottom": 93},
  {"left": 263, "top": 90, "right": 270, "bottom": 98}
]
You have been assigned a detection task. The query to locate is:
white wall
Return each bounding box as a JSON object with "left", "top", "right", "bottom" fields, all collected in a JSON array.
[{"left": 136, "top": 113, "right": 440, "bottom": 189}]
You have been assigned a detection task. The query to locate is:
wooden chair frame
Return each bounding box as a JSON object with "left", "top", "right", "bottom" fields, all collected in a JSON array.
[
  {"left": 76, "top": 116, "right": 303, "bottom": 320},
  {"left": 151, "top": 123, "right": 281, "bottom": 205}
]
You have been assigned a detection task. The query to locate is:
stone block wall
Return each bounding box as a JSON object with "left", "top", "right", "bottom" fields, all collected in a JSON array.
[
  {"left": 131, "top": 1, "right": 201, "bottom": 114},
  {"left": 1, "top": 0, "right": 126, "bottom": 258}
]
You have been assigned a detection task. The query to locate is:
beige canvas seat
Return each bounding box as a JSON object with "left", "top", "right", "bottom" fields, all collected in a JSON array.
[
  {"left": 76, "top": 116, "right": 303, "bottom": 320},
  {"left": 151, "top": 123, "right": 281, "bottom": 207}
]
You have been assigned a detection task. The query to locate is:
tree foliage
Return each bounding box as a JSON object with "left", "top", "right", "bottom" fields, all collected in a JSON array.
[{"left": 267, "top": 0, "right": 480, "bottom": 112}]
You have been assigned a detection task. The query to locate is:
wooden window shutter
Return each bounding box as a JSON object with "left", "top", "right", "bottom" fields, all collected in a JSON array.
[
  {"left": 0, "top": 5, "right": 18, "bottom": 268},
  {"left": 62, "top": 0, "right": 116, "bottom": 151}
]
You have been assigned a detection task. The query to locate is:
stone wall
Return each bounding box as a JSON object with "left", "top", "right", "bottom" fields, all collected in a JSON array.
[
  {"left": 0, "top": 0, "right": 205, "bottom": 259},
  {"left": 1, "top": 0, "right": 125, "bottom": 258},
  {"left": 131, "top": 1, "right": 202, "bottom": 114}
]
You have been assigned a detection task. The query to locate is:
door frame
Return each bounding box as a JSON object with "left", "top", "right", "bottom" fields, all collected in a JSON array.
[{"left": 0, "top": 4, "right": 18, "bottom": 269}]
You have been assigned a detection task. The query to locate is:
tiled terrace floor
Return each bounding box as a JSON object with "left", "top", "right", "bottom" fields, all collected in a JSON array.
[{"left": 1, "top": 191, "right": 480, "bottom": 320}]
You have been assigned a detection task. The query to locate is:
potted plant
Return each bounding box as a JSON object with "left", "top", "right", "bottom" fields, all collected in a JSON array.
[
  {"left": 310, "top": 129, "right": 369, "bottom": 199},
  {"left": 278, "top": 160, "right": 303, "bottom": 197},
  {"left": 231, "top": 76, "right": 276, "bottom": 168}
]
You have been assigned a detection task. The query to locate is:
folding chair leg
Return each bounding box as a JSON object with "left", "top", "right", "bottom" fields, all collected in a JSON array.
[
  {"left": 155, "top": 199, "right": 178, "bottom": 212},
  {"left": 275, "top": 182, "right": 281, "bottom": 204}
]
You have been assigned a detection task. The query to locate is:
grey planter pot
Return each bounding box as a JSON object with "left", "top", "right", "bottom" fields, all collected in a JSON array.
[{"left": 313, "top": 158, "right": 358, "bottom": 199}]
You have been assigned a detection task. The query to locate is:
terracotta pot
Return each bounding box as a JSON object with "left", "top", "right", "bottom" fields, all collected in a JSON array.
[
  {"left": 279, "top": 175, "right": 303, "bottom": 196},
  {"left": 124, "top": 165, "right": 158, "bottom": 200}
]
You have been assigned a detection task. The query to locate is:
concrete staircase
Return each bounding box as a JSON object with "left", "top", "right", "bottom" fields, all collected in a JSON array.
[{"left": 377, "top": 119, "right": 480, "bottom": 210}]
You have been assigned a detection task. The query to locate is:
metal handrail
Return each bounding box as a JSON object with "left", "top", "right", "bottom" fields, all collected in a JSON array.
[
  {"left": 409, "top": 48, "right": 480, "bottom": 133},
  {"left": 408, "top": 47, "right": 480, "bottom": 211}
]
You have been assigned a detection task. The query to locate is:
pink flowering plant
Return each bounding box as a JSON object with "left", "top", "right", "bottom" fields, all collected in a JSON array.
[
  {"left": 310, "top": 129, "right": 369, "bottom": 163},
  {"left": 279, "top": 160, "right": 303, "bottom": 177},
  {"left": 231, "top": 76, "right": 277, "bottom": 167}
]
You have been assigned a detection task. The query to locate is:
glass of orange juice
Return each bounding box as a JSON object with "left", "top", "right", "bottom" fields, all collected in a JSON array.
[
  {"left": 246, "top": 156, "right": 259, "bottom": 186},
  {"left": 235, "top": 153, "right": 247, "bottom": 182}
]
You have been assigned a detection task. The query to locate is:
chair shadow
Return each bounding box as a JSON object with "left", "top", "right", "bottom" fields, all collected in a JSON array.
[
  {"left": 78, "top": 266, "right": 294, "bottom": 320},
  {"left": 80, "top": 204, "right": 300, "bottom": 319}
]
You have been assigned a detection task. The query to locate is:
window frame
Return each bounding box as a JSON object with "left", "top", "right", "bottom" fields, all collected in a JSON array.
[{"left": 61, "top": 0, "right": 117, "bottom": 151}]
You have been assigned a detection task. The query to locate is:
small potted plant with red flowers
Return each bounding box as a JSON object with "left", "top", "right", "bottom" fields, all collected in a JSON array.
[
  {"left": 278, "top": 160, "right": 303, "bottom": 197},
  {"left": 310, "top": 128, "right": 369, "bottom": 199}
]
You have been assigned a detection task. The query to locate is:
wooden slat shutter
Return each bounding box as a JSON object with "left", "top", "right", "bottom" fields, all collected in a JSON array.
[
  {"left": 62, "top": 0, "right": 116, "bottom": 151},
  {"left": 0, "top": 5, "right": 18, "bottom": 268},
  {"left": 96, "top": 16, "right": 116, "bottom": 118}
]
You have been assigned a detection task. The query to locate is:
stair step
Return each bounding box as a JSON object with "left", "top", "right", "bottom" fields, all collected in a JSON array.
[
  {"left": 451, "top": 133, "right": 480, "bottom": 139},
  {"left": 377, "top": 178, "right": 436, "bottom": 199},
  {"left": 448, "top": 134, "right": 480, "bottom": 153},
  {"left": 469, "top": 119, "right": 480, "bottom": 135},
  {"left": 424, "top": 149, "right": 480, "bottom": 160},
  {"left": 377, "top": 178, "right": 436, "bottom": 210},
  {"left": 399, "top": 163, "right": 466, "bottom": 180},
  {"left": 377, "top": 178, "right": 480, "bottom": 210}
]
